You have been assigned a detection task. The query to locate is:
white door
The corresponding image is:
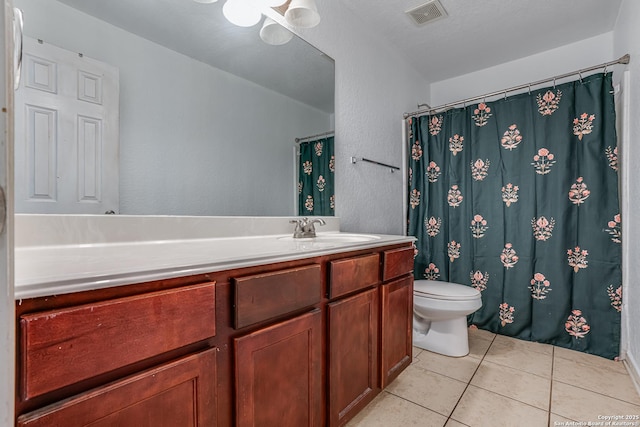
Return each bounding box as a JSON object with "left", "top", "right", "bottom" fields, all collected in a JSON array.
[
  {"left": 15, "top": 37, "right": 119, "bottom": 214},
  {"left": 1, "top": 2, "right": 15, "bottom": 424}
]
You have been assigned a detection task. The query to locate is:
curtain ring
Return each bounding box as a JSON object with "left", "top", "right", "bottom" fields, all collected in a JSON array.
[
  {"left": 603, "top": 65, "right": 608, "bottom": 75},
  {"left": 579, "top": 71, "right": 583, "bottom": 83},
  {"left": 553, "top": 77, "right": 556, "bottom": 89},
  {"left": 528, "top": 84, "right": 531, "bottom": 95},
  {"left": 504, "top": 91, "right": 507, "bottom": 101}
]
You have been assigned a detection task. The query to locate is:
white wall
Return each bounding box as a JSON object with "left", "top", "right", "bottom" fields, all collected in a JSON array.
[
  {"left": 431, "top": 32, "right": 615, "bottom": 106},
  {"left": 274, "top": 0, "right": 430, "bottom": 234},
  {"left": 613, "top": 0, "right": 640, "bottom": 387},
  {"left": 15, "top": 0, "right": 330, "bottom": 216}
]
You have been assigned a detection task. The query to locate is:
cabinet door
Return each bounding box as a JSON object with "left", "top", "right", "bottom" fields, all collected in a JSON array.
[
  {"left": 235, "top": 310, "right": 322, "bottom": 427},
  {"left": 16, "top": 348, "right": 217, "bottom": 427},
  {"left": 328, "top": 288, "right": 379, "bottom": 427},
  {"left": 380, "top": 276, "right": 413, "bottom": 388}
]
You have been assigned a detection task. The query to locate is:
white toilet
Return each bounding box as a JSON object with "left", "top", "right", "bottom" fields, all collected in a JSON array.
[{"left": 413, "top": 280, "right": 482, "bottom": 357}]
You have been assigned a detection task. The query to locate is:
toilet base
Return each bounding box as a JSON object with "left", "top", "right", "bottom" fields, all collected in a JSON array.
[{"left": 413, "top": 316, "right": 469, "bottom": 357}]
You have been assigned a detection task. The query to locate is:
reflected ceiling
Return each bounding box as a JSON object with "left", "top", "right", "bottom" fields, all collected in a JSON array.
[{"left": 57, "top": 0, "right": 334, "bottom": 113}]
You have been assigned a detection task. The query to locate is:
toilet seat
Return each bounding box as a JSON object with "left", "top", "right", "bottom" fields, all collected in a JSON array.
[{"left": 414, "top": 280, "right": 480, "bottom": 301}]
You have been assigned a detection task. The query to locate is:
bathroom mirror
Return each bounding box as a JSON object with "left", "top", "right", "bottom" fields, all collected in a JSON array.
[{"left": 14, "top": 0, "right": 334, "bottom": 216}]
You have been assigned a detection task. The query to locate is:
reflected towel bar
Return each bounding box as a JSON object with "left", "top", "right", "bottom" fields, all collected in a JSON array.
[{"left": 350, "top": 156, "right": 400, "bottom": 173}]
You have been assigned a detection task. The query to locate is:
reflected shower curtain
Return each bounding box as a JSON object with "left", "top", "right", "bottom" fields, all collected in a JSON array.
[
  {"left": 298, "top": 136, "right": 335, "bottom": 216},
  {"left": 407, "top": 73, "right": 622, "bottom": 359}
]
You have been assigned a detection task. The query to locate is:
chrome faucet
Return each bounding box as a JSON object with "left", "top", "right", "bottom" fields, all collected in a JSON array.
[{"left": 289, "top": 217, "right": 326, "bottom": 238}]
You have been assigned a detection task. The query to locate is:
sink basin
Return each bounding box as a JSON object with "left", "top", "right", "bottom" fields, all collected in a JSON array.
[{"left": 278, "top": 233, "right": 381, "bottom": 244}]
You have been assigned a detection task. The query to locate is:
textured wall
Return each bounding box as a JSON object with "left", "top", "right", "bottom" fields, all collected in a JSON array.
[
  {"left": 430, "top": 32, "right": 615, "bottom": 106},
  {"left": 15, "top": 0, "right": 330, "bottom": 216},
  {"left": 613, "top": 0, "right": 640, "bottom": 383},
  {"left": 281, "top": 1, "right": 430, "bottom": 234}
]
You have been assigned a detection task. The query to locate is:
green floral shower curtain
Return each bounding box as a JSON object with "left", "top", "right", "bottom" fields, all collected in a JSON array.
[
  {"left": 298, "top": 136, "right": 335, "bottom": 216},
  {"left": 407, "top": 73, "right": 622, "bottom": 359}
]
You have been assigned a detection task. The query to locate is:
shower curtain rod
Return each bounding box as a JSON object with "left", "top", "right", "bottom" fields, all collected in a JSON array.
[
  {"left": 295, "top": 130, "right": 335, "bottom": 143},
  {"left": 403, "top": 53, "right": 631, "bottom": 119}
]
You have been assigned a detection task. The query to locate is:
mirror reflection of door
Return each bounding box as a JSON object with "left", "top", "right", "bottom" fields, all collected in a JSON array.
[{"left": 15, "top": 36, "right": 119, "bottom": 214}]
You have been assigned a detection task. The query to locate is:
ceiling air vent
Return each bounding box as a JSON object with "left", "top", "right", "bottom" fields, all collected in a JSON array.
[{"left": 406, "top": 0, "right": 448, "bottom": 26}]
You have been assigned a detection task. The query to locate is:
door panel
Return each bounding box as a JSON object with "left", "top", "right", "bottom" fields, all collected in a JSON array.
[
  {"left": 235, "top": 310, "right": 322, "bottom": 427},
  {"left": 328, "top": 289, "right": 379, "bottom": 426},
  {"left": 380, "top": 276, "right": 413, "bottom": 388},
  {"left": 15, "top": 36, "right": 119, "bottom": 214}
]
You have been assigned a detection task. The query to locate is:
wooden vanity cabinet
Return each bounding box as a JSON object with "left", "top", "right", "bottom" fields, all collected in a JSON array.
[{"left": 15, "top": 242, "right": 414, "bottom": 427}]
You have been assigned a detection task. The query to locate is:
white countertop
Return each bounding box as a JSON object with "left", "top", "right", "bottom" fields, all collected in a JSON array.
[{"left": 15, "top": 215, "right": 414, "bottom": 300}]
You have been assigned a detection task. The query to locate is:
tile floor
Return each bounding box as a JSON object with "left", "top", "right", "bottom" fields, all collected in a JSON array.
[{"left": 347, "top": 328, "right": 640, "bottom": 427}]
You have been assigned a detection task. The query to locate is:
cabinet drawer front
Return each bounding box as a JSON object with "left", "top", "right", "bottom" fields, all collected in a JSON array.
[
  {"left": 20, "top": 282, "right": 216, "bottom": 400},
  {"left": 382, "top": 246, "right": 414, "bottom": 282},
  {"left": 17, "top": 348, "right": 217, "bottom": 427},
  {"left": 329, "top": 253, "right": 379, "bottom": 299},
  {"left": 234, "top": 264, "right": 321, "bottom": 329}
]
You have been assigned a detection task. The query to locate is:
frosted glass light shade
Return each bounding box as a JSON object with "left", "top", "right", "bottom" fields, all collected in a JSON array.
[
  {"left": 260, "top": 17, "right": 294, "bottom": 45},
  {"left": 284, "top": 0, "right": 320, "bottom": 28},
  {"left": 223, "top": 0, "right": 262, "bottom": 27}
]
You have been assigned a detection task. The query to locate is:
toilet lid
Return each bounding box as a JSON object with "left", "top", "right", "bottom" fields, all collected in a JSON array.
[{"left": 414, "top": 280, "right": 480, "bottom": 301}]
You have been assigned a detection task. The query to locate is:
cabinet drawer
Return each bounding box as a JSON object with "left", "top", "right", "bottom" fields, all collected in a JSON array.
[
  {"left": 17, "top": 348, "right": 217, "bottom": 427},
  {"left": 234, "top": 264, "right": 322, "bottom": 329},
  {"left": 382, "top": 247, "right": 414, "bottom": 282},
  {"left": 329, "top": 253, "right": 380, "bottom": 299},
  {"left": 20, "top": 282, "right": 216, "bottom": 400}
]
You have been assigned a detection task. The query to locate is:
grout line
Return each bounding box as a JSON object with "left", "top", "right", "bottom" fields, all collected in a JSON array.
[
  {"left": 477, "top": 357, "right": 551, "bottom": 380},
  {"left": 414, "top": 336, "right": 639, "bottom": 427},
  {"left": 444, "top": 332, "right": 497, "bottom": 426},
  {"left": 468, "top": 382, "right": 553, "bottom": 414},
  {"left": 381, "top": 390, "right": 452, "bottom": 423},
  {"left": 551, "top": 377, "right": 640, "bottom": 408}
]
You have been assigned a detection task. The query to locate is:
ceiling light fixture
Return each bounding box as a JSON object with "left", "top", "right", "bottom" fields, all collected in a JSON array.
[
  {"left": 219, "top": 0, "right": 320, "bottom": 45},
  {"left": 260, "top": 17, "right": 294, "bottom": 45},
  {"left": 223, "top": 0, "right": 262, "bottom": 27},
  {"left": 284, "top": 0, "right": 320, "bottom": 29}
]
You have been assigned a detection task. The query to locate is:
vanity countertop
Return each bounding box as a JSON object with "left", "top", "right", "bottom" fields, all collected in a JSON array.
[{"left": 15, "top": 217, "right": 415, "bottom": 300}]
